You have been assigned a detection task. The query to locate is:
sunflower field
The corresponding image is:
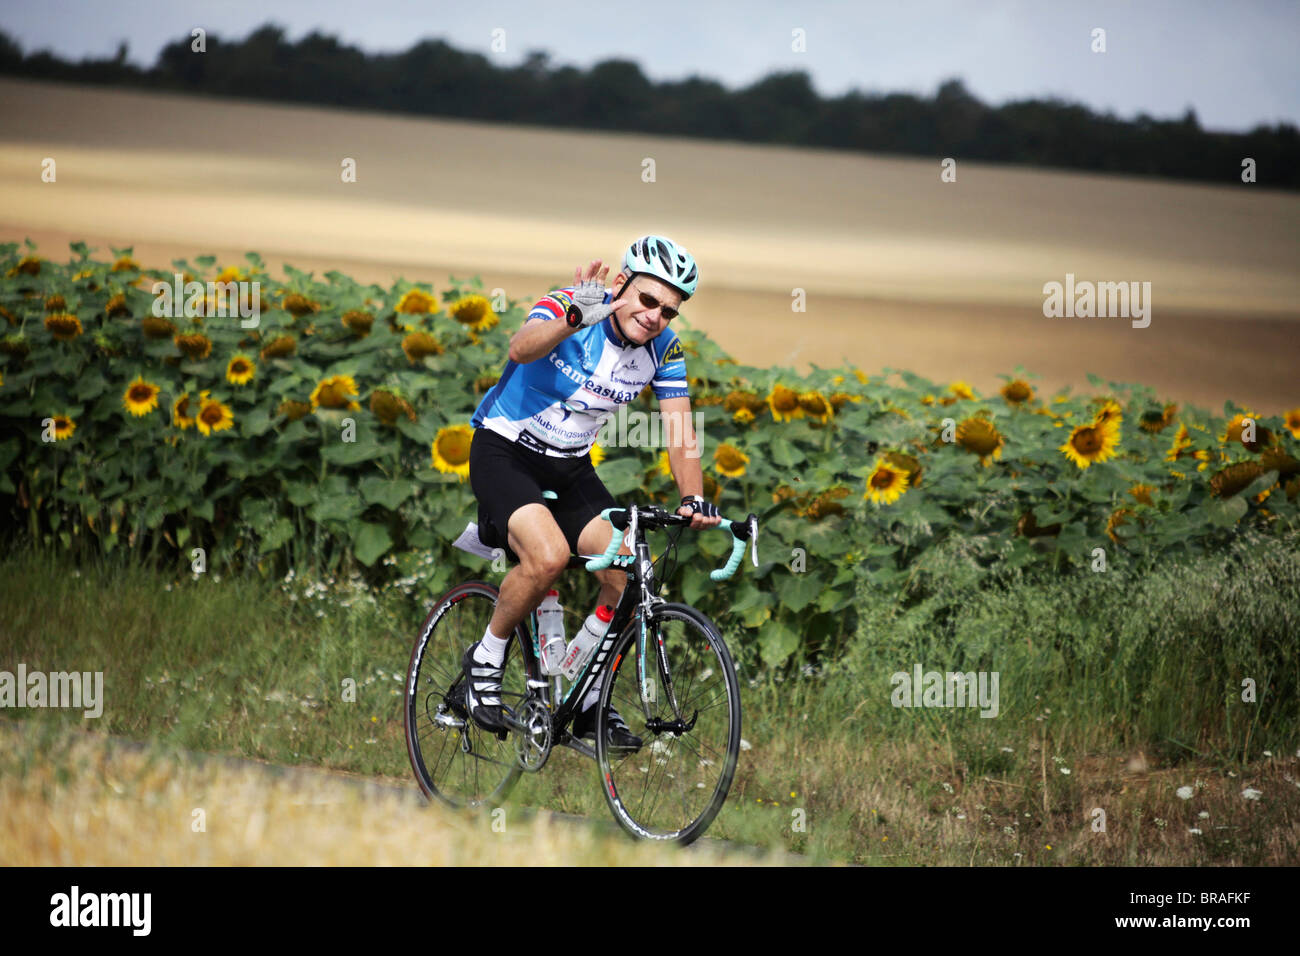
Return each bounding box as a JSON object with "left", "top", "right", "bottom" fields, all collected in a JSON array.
[{"left": 3, "top": 241, "right": 1299, "bottom": 671}]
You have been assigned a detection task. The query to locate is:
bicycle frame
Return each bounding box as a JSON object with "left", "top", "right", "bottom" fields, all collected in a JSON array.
[{"left": 513, "top": 532, "right": 667, "bottom": 758}]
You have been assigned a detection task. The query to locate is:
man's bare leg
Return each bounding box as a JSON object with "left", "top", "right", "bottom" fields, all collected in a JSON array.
[{"left": 486, "top": 503, "right": 572, "bottom": 641}]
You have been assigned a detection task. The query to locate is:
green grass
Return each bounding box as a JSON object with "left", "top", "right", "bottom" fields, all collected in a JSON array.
[{"left": 2, "top": 541, "right": 1297, "bottom": 865}]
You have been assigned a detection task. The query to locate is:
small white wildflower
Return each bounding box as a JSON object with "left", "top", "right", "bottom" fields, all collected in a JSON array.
[
  {"left": 1188, "top": 828, "right": 1202, "bottom": 835},
  {"left": 1262, "top": 750, "right": 1272, "bottom": 757},
  {"left": 941, "top": 782, "right": 954, "bottom": 793},
  {"left": 739, "top": 738, "right": 752, "bottom": 751},
  {"left": 1059, "top": 767, "right": 1070, "bottom": 775},
  {"left": 1198, "top": 810, "right": 1210, "bottom": 819},
  {"left": 1241, "top": 788, "right": 1262, "bottom": 801},
  {"left": 1176, "top": 786, "right": 1194, "bottom": 800},
  {"left": 1000, "top": 746, "right": 1014, "bottom": 753}
]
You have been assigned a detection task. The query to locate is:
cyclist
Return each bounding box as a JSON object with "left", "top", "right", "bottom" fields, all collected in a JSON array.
[{"left": 462, "top": 235, "right": 720, "bottom": 751}]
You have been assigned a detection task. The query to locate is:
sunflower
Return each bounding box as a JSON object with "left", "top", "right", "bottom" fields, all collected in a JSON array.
[
  {"left": 449, "top": 295, "right": 498, "bottom": 332},
  {"left": 829, "top": 392, "right": 861, "bottom": 413},
  {"left": 45, "top": 294, "right": 66, "bottom": 312},
  {"left": 1060, "top": 419, "right": 1120, "bottom": 469},
  {"left": 226, "top": 354, "right": 255, "bottom": 386},
  {"left": 9, "top": 256, "right": 41, "bottom": 277},
  {"left": 140, "top": 316, "right": 175, "bottom": 339},
  {"left": 1138, "top": 403, "right": 1178, "bottom": 434},
  {"left": 1106, "top": 508, "right": 1135, "bottom": 545},
  {"left": 920, "top": 394, "right": 937, "bottom": 407},
  {"left": 1092, "top": 399, "right": 1123, "bottom": 426},
  {"left": 122, "top": 376, "right": 161, "bottom": 417},
  {"left": 797, "top": 391, "right": 833, "bottom": 424},
  {"left": 1001, "top": 380, "right": 1034, "bottom": 405},
  {"left": 281, "top": 293, "right": 320, "bottom": 318},
  {"left": 766, "top": 384, "right": 803, "bottom": 422},
  {"left": 310, "top": 374, "right": 360, "bottom": 411},
  {"left": 1221, "top": 412, "right": 1270, "bottom": 452},
  {"left": 1261, "top": 445, "right": 1300, "bottom": 477},
  {"left": 260, "top": 335, "right": 296, "bottom": 361},
  {"left": 884, "top": 451, "right": 923, "bottom": 488},
  {"left": 214, "top": 266, "right": 243, "bottom": 284},
  {"left": 1284, "top": 408, "right": 1300, "bottom": 440},
  {"left": 431, "top": 425, "right": 473, "bottom": 480},
  {"left": 196, "top": 395, "right": 234, "bottom": 436},
  {"left": 44, "top": 313, "right": 83, "bottom": 341},
  {"left": 174, "top": 333, "right": 213, "bottom": 360},
  {"left": 278, "top": 400, "right": 312, "bottom": 422},
  {"left": 863, "top": 459, "right": 909, "bottom": 505},
  {"left": 800, "top": 486, "right": 852, "bottom": 521},
  {"left": 341, "top": 310, "right": 375, "bottom": 337},
  {"left": 1209, "top": 462, "right": 1263, "bottom": 498},
  {"left": 111, "top": 256, "right": 140, "bottom": 272},
  {"left": 655, "top": 450, "right": 673, "bottom": 478},
  {"left": 172, "top": 393, "right": 196, "bottom": 429},
  {"left": 1165, "top": 423, "right": 1194, "bottom": 462},
  {"left": 852, "top": 369, "right": 869, "bottom": 385},
  {"left": 0, "top": 334, "right": 29, "bottom": 357},
  {"left": 956, "top": 416, "right": 1004, "bottom": 466},
  {"left": 724, "top": 390, "right": 767, "bottom": 416},
  {"left": 1128, "top": 483, "right": 1156, "bottom": 507},
  {"left": 733, "top": 407, "right": 756, "bottom": 425},
  {"left": 589, "top": 443, "right": 606, "bottom": 467},
  {"left": 714, "top": 443, "right": 749, "bottom": 478},
  {"left": 772, "top": 484, "right": 799, "bottom": 504},
  {"left": 401, "top": 332, "right": 444, "bottom": 363},
  {"left": 105, "top": 293, "right": 131, "bottom": 318},
  {"left": 474, "top": 373, "right": 500, "bottom": 395},
  {"left": 949, "top": 381, "right": 975, "bottom": 401},
  {"left": 396, "top": 288, "right": 438, "bottom": 315},
  {"left": 49, "top": 414, "right": 76, "bottom": 440},
  {"left": 370, "top": 389, "right": 416, "bottom": 426}
]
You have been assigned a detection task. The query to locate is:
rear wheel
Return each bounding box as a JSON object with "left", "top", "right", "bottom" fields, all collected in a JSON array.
[
  {"left": 597, "top": 604, "right": 742, "bottom": 844},
  {"left": 403, "top": 581, "right": 533, "bottom": 809}
]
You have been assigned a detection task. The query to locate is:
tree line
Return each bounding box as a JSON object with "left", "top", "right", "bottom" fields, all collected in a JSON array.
[{"left": 1, "top": 24, "right": 1295, "bottom": 188}]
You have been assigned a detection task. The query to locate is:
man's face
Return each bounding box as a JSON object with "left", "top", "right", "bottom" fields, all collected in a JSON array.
[{"left": 611, "top": 273, "right": 683, "bottom": 345}]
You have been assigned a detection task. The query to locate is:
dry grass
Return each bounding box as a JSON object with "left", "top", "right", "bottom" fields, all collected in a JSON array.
[
  {"left": 731, "top": 722, "right": 1300, "bottom": 865},
  {"left": 0, "top": 722, "right": 787, "bottom": 866}
]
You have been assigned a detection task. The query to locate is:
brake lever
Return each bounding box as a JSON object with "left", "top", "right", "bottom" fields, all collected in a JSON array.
[{"left": 749, "top": 514, "right": 759, "bottom": 567}]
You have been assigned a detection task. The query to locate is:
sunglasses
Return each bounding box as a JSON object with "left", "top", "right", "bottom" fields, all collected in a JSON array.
[{"left": 631, "top": 287, "right": 680, "bottom": 321}]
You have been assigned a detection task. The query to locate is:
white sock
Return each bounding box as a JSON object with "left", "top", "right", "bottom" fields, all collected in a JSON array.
[
  {"left": 476, "top": 627, "right": 509, "bottom": 667},
  {"left": 582, "top": 673, "right": 605, "bottom": 712}
]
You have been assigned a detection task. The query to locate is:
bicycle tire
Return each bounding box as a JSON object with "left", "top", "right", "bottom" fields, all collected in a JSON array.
[
  {"left": 403, "top": 580, "right": 534, "bottom": 809},
  {"left": 596, "top": 602, "right": 742, "bottom": 844}
]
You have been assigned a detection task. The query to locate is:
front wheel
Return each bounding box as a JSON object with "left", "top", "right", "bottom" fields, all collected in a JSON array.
[{"left": 596, "top": 603, "right": 742, "bottom": 844}]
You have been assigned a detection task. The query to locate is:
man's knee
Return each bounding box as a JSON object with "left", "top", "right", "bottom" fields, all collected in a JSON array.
[{"left": 507, "top": 505, "right": 570, "bottom": 580}]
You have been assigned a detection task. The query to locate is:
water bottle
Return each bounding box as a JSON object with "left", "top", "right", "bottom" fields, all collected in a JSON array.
[
  {"left": 537, "top": 591, "right": 566, "bottom": 676},
  {"left": 561, "top": 604, "right": 615, "bottom": 681}
]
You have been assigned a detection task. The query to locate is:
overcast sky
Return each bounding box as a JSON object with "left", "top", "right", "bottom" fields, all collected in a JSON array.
[{"left": 3, "top": 0, "right": 1296, "bottom": 131}]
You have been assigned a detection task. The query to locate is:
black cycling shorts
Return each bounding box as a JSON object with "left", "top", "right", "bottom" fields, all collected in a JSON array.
[{"left": 468, "top": 426, "right": 617, "bottom": 560}]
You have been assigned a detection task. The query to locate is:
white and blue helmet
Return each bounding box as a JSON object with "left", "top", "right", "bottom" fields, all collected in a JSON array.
[{"left": 622, "top": 235, "right": 698, "bottom": 299}]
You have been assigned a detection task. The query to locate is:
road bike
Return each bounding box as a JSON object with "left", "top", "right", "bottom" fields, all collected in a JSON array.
[{"left": 403, "top": 494, "right": 758, "bottom": 844}]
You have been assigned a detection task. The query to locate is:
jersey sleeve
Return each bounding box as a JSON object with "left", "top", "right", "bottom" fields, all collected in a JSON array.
[
  {"left": 528, "top": 287, "right": 575, "bottom": 322},
  {"left": 650, "top": 332, "right": 690, "bottom": 400}
]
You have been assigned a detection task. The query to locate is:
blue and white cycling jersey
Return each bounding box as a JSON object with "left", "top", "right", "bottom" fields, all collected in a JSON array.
[{"left": 470, "top": 286, "right": 690, "bottom": 457}]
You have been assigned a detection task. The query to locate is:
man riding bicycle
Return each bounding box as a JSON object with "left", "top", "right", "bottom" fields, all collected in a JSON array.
[{"left": 463, "top": 235, "right": 720, "bottom": 751}]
